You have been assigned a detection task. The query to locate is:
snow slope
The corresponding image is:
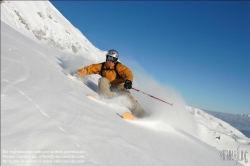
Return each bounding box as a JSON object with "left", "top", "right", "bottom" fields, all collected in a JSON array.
[
  {"left": 204, "top": 110, "right": 250, "bottom": 138},
  {"left": 1, "top": 1, "right": 250, "bottom": 166},
  {"left": 0, "top": 20, "right": 242, "bottom": 166},
  {"left": 1, "top": 0, "right": 105, "bottom": 61}
]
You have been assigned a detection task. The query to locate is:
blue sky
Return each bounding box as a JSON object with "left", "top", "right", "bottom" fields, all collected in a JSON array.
[{"left": 51, "top": 1, "right": 249, "bottom": 114}]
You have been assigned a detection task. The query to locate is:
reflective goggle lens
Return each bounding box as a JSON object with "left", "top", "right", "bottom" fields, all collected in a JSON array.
[{"left": 107, "top": 55, "right": 116, "bottom": 62}]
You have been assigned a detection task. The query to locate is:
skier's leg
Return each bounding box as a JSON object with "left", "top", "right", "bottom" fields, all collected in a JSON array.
[
  {"left": 115, "top": 86, "right": 149, "bottom": 118},
  {"left": 131, "top": 102, "right": 149, "bottom": 118},
  {"left": 98, "top": 77, "right": 115, "bottom": 99}
]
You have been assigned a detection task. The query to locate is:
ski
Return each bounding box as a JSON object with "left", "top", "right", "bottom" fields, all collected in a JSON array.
[{"left": 87, "top": 95, "right": 136, "bottom": 120}]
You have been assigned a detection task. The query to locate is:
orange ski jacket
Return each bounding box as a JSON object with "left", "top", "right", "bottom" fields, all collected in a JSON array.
[{"left": 78, "top": 62, "right": 134, "bottom": 86}]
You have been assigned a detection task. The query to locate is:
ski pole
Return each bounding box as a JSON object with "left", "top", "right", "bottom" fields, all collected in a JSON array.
[{"left": 131, "top": 87, "right": 173, "bottom": 106}]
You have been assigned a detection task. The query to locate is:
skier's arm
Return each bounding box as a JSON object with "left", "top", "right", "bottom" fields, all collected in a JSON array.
[
  {"left": 116, "top": 64, "right": 134, "bottom": 82},
  {"left": 78, "top": 63, "right": 102, "bottom": 77}
]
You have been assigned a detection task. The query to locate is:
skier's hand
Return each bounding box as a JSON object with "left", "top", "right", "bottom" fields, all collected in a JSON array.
[
  {"left": 73, "top": 73, "right": 80, "bottom": 78},
  {"left": 124, "top": 80, "right": 132, "bottom": 89},
  {"left": 70, "top": 72, "right": 80, "bottom": 79},
  {"left": 78, "top": 68, "right": 87, "bottom": 77}
]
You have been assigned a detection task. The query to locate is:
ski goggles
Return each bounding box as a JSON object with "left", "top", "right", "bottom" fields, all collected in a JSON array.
[{"left": 106, "top": 55, "right": 117, "bottom": 62}]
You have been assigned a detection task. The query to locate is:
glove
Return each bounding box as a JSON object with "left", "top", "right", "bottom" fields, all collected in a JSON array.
[{"left": 124, "top": 80, "right": 132, "bottom": 89}]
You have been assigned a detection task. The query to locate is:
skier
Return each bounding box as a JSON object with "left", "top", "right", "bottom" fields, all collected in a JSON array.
[{"left": 76, "top": 49, "right": 148, "bottom": 118}]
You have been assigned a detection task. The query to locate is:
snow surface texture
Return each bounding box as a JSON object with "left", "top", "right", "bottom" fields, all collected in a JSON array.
[
  {"left": 1, "top": 0, "right": 105, "bottom": 60},
  {"left": 1, "top": 1, "right": 250, "bottom": 166},
  {"left": 204, "top": 110, "right": 250, "bottom": 139}
]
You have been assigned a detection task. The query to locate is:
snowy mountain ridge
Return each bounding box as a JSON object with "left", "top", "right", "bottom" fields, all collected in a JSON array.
[
  {"left": 1, "top": 1, "right": 249, "bottom": 166},
  {"left": 1, "top": 1, "right": 105, "bottom": 61},
  {"left": 204, "top": 110, "right": 250, "bottom": 138},
  {"left": 239, "top": 114, "right": 250, "bottom": 117}
]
